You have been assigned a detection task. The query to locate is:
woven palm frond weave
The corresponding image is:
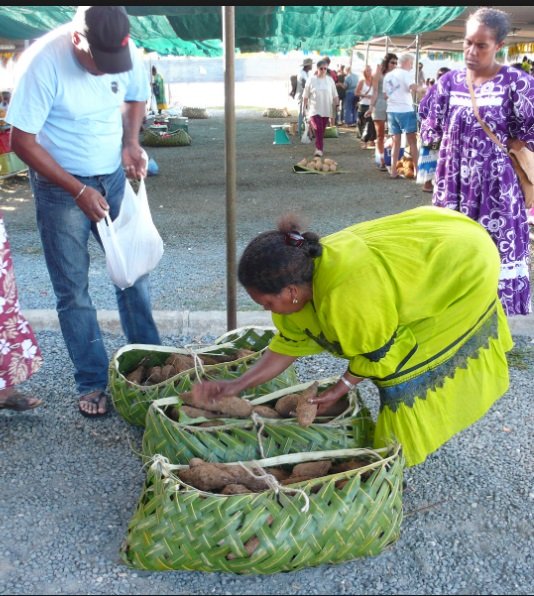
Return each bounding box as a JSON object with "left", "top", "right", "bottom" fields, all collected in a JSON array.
[
  {"left": 141, "top": 128, "right": 192, "bottom": 147},
  {"left": 141, "top": 378, "right": 376, "bottom": 464},
  {"left": 110, "top": 326, "right": 298, "bottom": 427},
  {"left": 181, "top": 107, "right": 208, "bottom": 119},
  {"left": 120, "top": 445, "right": 404, "bottom": 574}
]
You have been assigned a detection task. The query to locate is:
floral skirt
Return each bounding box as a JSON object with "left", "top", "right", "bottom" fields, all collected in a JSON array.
[
  {"left": 416, "top": 145, "right": 438, "bottom": 184},
  {"left": 373, "top": 299, "right": 512, "bottom": 466},
  {"left": 0, "top": 215, "right": 42, "bottom": 390}
]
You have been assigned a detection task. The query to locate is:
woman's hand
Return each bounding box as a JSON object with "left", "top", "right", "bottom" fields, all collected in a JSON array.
[
  {"left": 191, "top": 378, "right": 241, "bottom": 403},
  {"left": 364, "top": 108, "right": 372, "bottom": 118},
  {"left": 309, "top": 387, "right": 345, "bottom": 415}
]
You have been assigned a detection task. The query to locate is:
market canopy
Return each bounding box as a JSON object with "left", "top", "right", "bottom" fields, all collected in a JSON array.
[{"left": 0, "top": 6, "right": 467, "bottom": 56}]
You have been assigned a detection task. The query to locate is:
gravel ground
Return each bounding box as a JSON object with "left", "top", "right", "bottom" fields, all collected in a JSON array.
[{"left": 0, "top": 110, "right": 533, "bottom": 594}]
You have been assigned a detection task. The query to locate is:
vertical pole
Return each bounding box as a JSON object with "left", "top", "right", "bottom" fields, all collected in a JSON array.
[
  {"left": 365, "top": 42, "right": 370, "bottom": 66},
  {"left": 223, "top": 6, "right": 237, "bottom": 331},
  {"left": 413, "top": 34, "right": 421, "bottom": 105},
  {"left": 385, "top": 36, "right": 389, "bottom": 56}
]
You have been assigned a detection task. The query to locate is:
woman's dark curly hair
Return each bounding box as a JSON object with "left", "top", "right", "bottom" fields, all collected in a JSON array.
[
  {"left": 381, "top": 53, "right": 398, "bottom": 75},
  {"left": 238, "top": 214, "right": 322, "bottom": 294}
]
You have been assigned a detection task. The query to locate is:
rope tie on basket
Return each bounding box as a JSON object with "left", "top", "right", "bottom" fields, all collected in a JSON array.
[
  {"left": 237, "top": 462, "right": 311, "bottom": 513},
  {"left": 190, "top": 350, "right": 206, "bottom": 382},
  {"left": 251, "top": 411, "right": 267, "bottom": 459}
]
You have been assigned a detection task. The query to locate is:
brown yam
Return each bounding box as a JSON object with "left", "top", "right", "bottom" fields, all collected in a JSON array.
[
  {"left": 146, "top": 366, "right": 164, "bottom": 384},
  {"left": 292, "top": 460, "right": 331, "bottom": 478},
  {"left": 274, "top": 393, "right": 299, "bottom": 417},
  {"left": 165, "top": 353, "right": 195, "bottom": 372},
  {"left": 221, "top": 484, "right": 252, "bottom": 495},
  {"left": 330, "top": 459, "right": 367, "bottom": 473},
  {"left": 126, "top": 365, "right": 145, "bottom": 384},
  {"left": 178, "top": 462, "right": 270, "bottom": 492},
  {"left": 189, "top": 458, "right": 206, "bottom": 468},
  {"left": 160, "top": 364, "right": 176, "bottom": 380},
  {"left": 264, "top": 467, "right": 291, "bottom": 482},
  {"left": 166, "top": 406, "right": 181, "bottom": 422},
  {"left": 252, "top": 405, "right": 281, "bottom": 419},
  {"left": 296, "top": 382, "right": 319, "bottom": 427},
  {"left": 180, "top": 405, "right": 222, "bottom": 419},
  {"left": 180, "top": 391, "right": 252, "bottom": 418}
]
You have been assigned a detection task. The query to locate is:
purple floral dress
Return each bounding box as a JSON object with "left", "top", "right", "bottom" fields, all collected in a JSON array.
[{"left": 420, "top": 66, "right": 533, "bottom": 315}]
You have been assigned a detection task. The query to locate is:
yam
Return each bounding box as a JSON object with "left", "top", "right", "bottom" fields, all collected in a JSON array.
[
  {"left": 178, "top": 462, "right": 270, "bottom": 492},
  {"left": 329, "top": 164, "right": 337, "bottom": 172},
  {"left": 180, "top": 391, "right": 253, "bottom": 418},
  {"left": 146, "top": 365, "right": 164, "bottom": 384},
  {"left": 264, "top": 467, "right": 291, "bottom": 482},
  {"left": 296, "top": 382, "right": 319, "bottom": 427},
  {"left": 221, "top": 484, "right": 252, "bottom": 495},
  {"left": 297, "top": 158, "right": 307, "bottom": 167},
  {"left": 252, "top": 405, "right": 280, "bottom": 419},
  {"left": 126, "top": 365, "right": 145, "bottom": 384},
  {"left": 180, "top": 405, "right": 222, "bottom": 419},
  {"left": 165, "top": 353, "right": 195, "bottom": 373},
  {"left": 321, "top": 164, "right": 330, "bottom": 172},
  {"left": 323, "top": 158, "right": 334, "bottom": 165},
  {"left": 330, "top": 459, "right": 367, "bottom": 473},
  {"left": 274, "top": 393, "right": 299, "bottom": 417},
  {"left": 160, "top": 364, "right": 176, "bottom": 381},
  {"left": 292, "top": 460, "right": 331, "bottom": 478}
]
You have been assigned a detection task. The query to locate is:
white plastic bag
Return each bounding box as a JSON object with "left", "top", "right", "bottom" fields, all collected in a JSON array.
[
  {"left": 96, "top": 177, "right": 163, "bottom": 290},
  {"left": 301, "top": 120, "right": 311, "bottom": 144}
]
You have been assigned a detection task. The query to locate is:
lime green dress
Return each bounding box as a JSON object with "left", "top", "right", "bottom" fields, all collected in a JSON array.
[{"left": 269, "top": 206, "right": 513, "bottom": 466}]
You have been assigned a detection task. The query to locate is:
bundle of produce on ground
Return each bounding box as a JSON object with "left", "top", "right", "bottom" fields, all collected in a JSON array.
[{"left": 293, "top": 156, "right": 339, "bottom": 173}]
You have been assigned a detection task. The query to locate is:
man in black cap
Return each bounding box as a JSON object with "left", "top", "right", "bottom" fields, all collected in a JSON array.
[{"left": 6, "top": 6, "right": 161, "bottom": 418}]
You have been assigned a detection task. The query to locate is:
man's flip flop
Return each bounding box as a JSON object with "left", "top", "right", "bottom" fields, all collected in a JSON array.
[
  {"left": 78, "top": 390, "right": 108, "bottom": 418},
  {"left": 0, "top": 391, "right": 42, "bottom": 411}
]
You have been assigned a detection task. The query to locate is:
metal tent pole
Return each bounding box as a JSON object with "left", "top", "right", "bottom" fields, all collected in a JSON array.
[{"left": 223, "top": 6, "right": 237, "bottom": 331}]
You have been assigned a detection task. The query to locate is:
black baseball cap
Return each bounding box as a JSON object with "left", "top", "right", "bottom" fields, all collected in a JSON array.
[{"left": 73, "top": 6, "right": 132, "bottom": 74}]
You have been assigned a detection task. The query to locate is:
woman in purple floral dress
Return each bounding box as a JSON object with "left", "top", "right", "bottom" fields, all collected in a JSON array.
[
  {"left": 0, "top": 214, "right": 43, "bottom": 411},
  {"left": 420, "top": 7, "right": 533, "bottom": 316}
]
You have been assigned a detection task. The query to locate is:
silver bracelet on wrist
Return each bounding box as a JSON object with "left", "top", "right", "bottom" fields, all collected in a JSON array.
[
  {"left": 339, "top": 375, "right": 356, "bottom": 390},
  {"left": 73, "top": 184, "right": 87, "bottom": 201}
]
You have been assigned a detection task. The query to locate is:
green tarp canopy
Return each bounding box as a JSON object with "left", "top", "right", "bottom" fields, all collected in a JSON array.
[{"left": 0, "top": 6, "right": 466, "bottom": 56}]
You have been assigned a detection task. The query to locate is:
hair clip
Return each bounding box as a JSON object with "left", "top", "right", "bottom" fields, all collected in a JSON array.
[{"left": 285, "top": 231, "right": 305, "bottom": 248}]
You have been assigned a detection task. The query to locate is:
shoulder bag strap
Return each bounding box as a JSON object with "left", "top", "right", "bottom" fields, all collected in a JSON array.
[{"left": 466, "top": 71, "right": 506, "bottom": 152}]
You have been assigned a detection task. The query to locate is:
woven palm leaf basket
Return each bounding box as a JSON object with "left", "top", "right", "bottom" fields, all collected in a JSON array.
[
  {"left": 141, "top": 378, "right": 375, "bottom": 464},
  {"left": 120, "top": 445, "right": 404, "bottom": 574},
  {"left": 141, "top": 128, "right": 192, "bottom": 147},
  {"left": 110, "top": 326, "right": 298, "bottom": 427}
]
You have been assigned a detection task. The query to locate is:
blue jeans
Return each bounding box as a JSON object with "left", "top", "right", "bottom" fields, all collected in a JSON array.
[
  {"left": 344, "top": 90, "right": 357, "bottom": 125},
  {"left": 29, "top": 167, "right": 161, "bottom": 394}
]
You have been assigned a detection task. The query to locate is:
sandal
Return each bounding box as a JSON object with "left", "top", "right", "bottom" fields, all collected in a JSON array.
[
  {"left": 78, "top": 390, "right": 108, "bottom": 418},
  {"left": 0, "top": 390, "right": 42, "bottom": 411}
]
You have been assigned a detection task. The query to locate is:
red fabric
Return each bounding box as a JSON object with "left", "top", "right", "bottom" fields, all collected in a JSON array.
[
  {"left": 0, "top": 130, "right": 11, "bottom": 154},
  {"left": 310, "top": 115, "right": 329, "bottom": 151}
]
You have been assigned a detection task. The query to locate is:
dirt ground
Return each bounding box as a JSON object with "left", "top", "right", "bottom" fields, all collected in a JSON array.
[
  {"left": 0, "top": 109, "right": 431, "bottom": 312},
  {"left": 0, "top": 108, "right": 532, "bottom": 313}
]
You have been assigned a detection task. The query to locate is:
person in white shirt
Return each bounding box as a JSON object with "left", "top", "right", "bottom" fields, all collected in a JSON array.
[
  {"left": 383, "top": 53, "right": 419, "bottom": 179},
  {"left": 302, "top": 59, "right": 339, "bottom": 157}
]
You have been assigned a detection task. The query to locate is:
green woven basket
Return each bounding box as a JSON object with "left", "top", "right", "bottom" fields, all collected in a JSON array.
[
  {"left": 141, "top": 378, "right": 376, "bottom": 464},
  {"left": 324, "top": 126, "right": 339, "bottom": 138},
  {"left": 120, "top": 445, "right": 404, "bottom": 574},
  {"left": 110, "top": 326, "right": 298, "bottom": 427},
  {"left": 141, "top": 128, "right": 192, "bottom": 147}
]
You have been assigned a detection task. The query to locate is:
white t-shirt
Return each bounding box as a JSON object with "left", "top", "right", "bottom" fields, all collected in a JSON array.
[
  {"left": 302, "top": 75, "right": 338, "bottom": 118},
  {"left": 6, "top": 24, "right": 149, "bottom": 176},
  {"left": 383, "top": 68, "right": 415, "bottom": 113}
]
